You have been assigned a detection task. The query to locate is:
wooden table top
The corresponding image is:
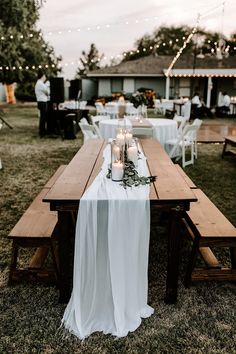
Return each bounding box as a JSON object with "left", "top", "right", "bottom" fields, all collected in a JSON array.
[{"left": 43, "top": 139, "right": 197, "bottom": 208}]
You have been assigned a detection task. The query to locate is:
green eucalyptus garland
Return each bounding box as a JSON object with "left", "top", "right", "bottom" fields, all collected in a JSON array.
[{"left": 107, "top": 160, "right": 156, "bottom": 188}]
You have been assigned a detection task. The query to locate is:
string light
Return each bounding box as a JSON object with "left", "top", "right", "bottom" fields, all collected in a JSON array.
[
  {"left": 165, "top": 15, "right": 201, "bottom": 77},
  {"left": 0, "top": 15, "right": 160, "bottom": 41}
]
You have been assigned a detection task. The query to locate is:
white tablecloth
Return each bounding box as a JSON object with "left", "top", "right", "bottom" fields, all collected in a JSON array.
[
  {"left": 148, "top": 118, "right": 178, "bottom": 146},
  {"left": 99, "top": 118, "right": 178, "bottom": 148},
  {"left": 61, "top": 144, "right": 154, "bottom": 339}
]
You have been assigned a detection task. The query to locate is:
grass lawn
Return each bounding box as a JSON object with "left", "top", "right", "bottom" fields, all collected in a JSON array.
[{"left": 0, "top": 105, "right": 236, "bottom": 354}]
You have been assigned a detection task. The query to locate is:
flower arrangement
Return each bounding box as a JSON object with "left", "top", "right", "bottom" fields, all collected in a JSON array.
[{"left": 129, "top": 91, "right": 149, "bottom": 108}]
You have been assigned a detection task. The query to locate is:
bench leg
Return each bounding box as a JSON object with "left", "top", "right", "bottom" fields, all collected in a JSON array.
[
  {"left": 8, "top": 242, "right": 19, "bottom": 285},
  {"left": 222, "top": 141, "right": 228, "bottom": 158},
  {"left": 184, "top": 238, "right": 200, "bottom": 288},
  {"left": 230, "top": 247, "right": 236, "bottom": 269},
  {"left": 50, "top": 239, "right": 60, "bottom": 282}
]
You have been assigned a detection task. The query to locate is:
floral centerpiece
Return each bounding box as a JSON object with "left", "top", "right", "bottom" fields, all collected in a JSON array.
[{"left": 129, "top": 91, "right": 149, "bottom": 109}]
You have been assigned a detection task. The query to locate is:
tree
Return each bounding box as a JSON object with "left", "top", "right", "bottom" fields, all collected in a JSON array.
[
  {"left": 0, "top": 0, "right": 61, "bottom": 101},
  {"left": 122, "top": 25, "right": 234, "bottom": 62},
  {"left": 75, "top": 43, "right": 104, "bottom": 78}
]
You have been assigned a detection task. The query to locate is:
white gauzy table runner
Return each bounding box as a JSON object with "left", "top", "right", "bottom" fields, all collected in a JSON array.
[{"left": 61, "top": 143, "right": 154, "bottom": 339}]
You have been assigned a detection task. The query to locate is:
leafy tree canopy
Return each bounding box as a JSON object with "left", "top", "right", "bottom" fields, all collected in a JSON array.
[
  {"left": 0, "top": 0, "right": 61, "bottom": 88},
  {"left": 122, "top": 25, "right": 236, "bottom": 61},
  {"left": 75, "top": 43, "right": 104, "bottom": 78}
]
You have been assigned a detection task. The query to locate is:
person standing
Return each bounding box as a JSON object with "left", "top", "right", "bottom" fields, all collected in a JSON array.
[{"left": 35, "top": 70, "right": 49, "bottom": 137}]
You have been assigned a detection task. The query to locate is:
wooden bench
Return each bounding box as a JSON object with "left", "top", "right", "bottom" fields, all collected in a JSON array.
[
  {"left": 8, "top": 165, "right": 67, "bottom": 284},
  {"left": 182, "top": 188, "right": 236, "bottom": 286},
  {"left": 174, "top": 165, "right": 236, "bottom": 285},
  {"left": 222, "top": 136, "right": 236, "bottom": 158},
  {"left": 174, "top": 164, "right": 197, "bottom": 189}
]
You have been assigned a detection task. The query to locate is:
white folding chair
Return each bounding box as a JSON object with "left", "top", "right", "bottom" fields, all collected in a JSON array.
[
  {"left": 91, "top": 115, "right": 110, "bottom": 126},
  {"left": 79, "top": 120, "right": 100, "bottom": 143},
  {"left": 182, "top": 100, "right": 191, "bottom": 120},
  {"left": 137, "top": 105, "right": 148, "bottom": 118},
  {"left": 173, "top": 115, "right": 189, "bottom": 136},
  {"left": 154, "top": 99, "right": 160, "bottom": 114},
  {"left": 165, "top": 123, "right": 201, "bottom": 168},
  {"left": 105, "top": 103, "right": 119, "bottom": 119},
  {"left": 79, "top": 101, "right": 87, "bottom": 109},
  {"left": 95, "top": 102, "right": 106, "bottom": 116},
  {"left": 191, "top": 118, "right": 203, "bottom": 128},
  {"left": 125, "top": 102, "right": 138, "bottom": 116},
  {"left": 162, "top": 100, "right": 174, "bottom": 115}
]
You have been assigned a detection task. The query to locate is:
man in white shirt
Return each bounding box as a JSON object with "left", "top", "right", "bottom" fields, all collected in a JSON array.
[
  {"left": 191, "top": 92, "right": 213, "bottom": 118},
  {"left": 35, "top": 70, "right": 49, "bottom": 137},
  {"left": 216, "top": 92, "right": 231, "bottom": 117},
  {"left": 191, "top": 92, "right": 202, "bottom": 108},
  {"left": 222, "top": 92, "right": 230, "bottom": 108}
]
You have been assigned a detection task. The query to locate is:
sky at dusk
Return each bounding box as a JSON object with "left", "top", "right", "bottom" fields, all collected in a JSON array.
[{"left": 38, "top": 0, "right": 236, "bottom": 79}]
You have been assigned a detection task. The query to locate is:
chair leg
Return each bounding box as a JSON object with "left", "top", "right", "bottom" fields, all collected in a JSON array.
[
  {"left": 194, "top": 141, "right": 198, "bottom": 159},
  {"left": 182, "top": 144, "right": 186, "bottom": 168},
  {"left": 191, "top": 142, "right": 194, "bottom": 165}
]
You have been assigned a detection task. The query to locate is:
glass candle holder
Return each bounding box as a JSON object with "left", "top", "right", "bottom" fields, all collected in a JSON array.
[
  {"left": 115, "top": 128, "right": 125, "bottom": 147},
  {"left": 125, "top": 129, "right": 133, "bottom": 144},
  {"left": 111, "top": 140, "right": 124, "bottom": 181},
  {"left": 127, "top": 139, "right": 138, "bottom": 167}
]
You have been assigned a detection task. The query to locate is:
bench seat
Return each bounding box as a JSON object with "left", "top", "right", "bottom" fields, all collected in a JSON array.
[
  {"left": 8, "top": 165, "right": 67, "bottom": 284},
  {"left": 222, "top": 136, "right": 236, "bottom": 158},
  {"left": 183, "top": 188, "right": 236, "bottom": 285}
]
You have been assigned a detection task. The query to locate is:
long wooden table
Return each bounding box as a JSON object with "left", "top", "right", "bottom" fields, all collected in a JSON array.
[{"left": 43, "top": 139, "right": 197, "bottom": 304}]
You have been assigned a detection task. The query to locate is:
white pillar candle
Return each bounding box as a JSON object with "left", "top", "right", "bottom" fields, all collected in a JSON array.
[
  {"left": 112, "top": 145, "right": 120, "bottom": 160},
  {"left": 125, "top": 131, "right": 133, "bottom": 143},
  {"left": 112, "top": 161, "right": 124, "bottom": 181},
  {"left": 116, "top": 133, "right": 125, "bottom": 146},
  {"left": 127, "top": 146, "right": 138, "bottom": 166}
]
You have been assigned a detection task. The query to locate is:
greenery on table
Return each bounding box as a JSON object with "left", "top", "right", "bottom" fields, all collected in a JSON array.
[
  {"left": 1, "top": 106, "right": 236, "bottom": 354},
  {"left": 107, "top": 159, "right": 156, "bottom": 188}
]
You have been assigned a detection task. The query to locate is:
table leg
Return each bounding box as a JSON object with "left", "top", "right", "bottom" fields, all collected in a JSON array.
[
  {"left": 57, "top": 210, "right": 74, "bottom": 303},
  {"left": 164, "top": 208, "right": 183, "bottom": 304}
]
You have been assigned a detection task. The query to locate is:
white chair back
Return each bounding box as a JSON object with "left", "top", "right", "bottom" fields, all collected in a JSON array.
[
  {"left": 182, "top": 100, "right": 191, "bottom": 120},
  {"left": 166, "top": 123, "right": 201, "bottom": 168},
  {"left": 95, "top": 102, "right": 106, "bottom": 115},
  {"left": 154, "top": 99, "right": 163, "bottom": 114},
  {"left": 105, "top": 103, "right": 119, "bottom": 119},
  {"left": 79, "top": 101, "right": 87, "bottom": 109},
  {"left": 173, "top": 115, "right": 188, "bottom": 136},
  {"left": 91, "top": 115, "right": 110, "bottom": 126},
  {"left": 125, "top": 102, "right": 138, "bottom": 116},
  {"left": 192, "top": 118, "right": 203, "bottom": 128},
  {"left": 162, "top": 100, "right": 174, "bottom": 115},
  {"left": 79, "top": 120, "right": 100, "bottom": 143},
  {"left": 137, "top": 105, "right": 148, "bottom": 118}
]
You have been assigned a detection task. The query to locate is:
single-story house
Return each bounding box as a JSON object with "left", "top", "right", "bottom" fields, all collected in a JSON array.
[{"left": 87, "top": 55, "right": 236, "bottom": 107}]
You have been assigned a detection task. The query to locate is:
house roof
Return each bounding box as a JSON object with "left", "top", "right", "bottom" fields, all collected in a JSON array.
[{"left": 87, "top": 55, "right": 236, "bottom": 78}]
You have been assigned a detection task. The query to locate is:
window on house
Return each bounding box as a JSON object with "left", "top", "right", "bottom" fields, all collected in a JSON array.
[{"left": 111, "top": 79, "right": 123, "bottom": 93}]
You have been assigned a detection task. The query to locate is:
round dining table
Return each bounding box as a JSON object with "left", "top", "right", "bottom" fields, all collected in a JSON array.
[{"left": 99, "top": 118, "right": 178, "bottom": 148}]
